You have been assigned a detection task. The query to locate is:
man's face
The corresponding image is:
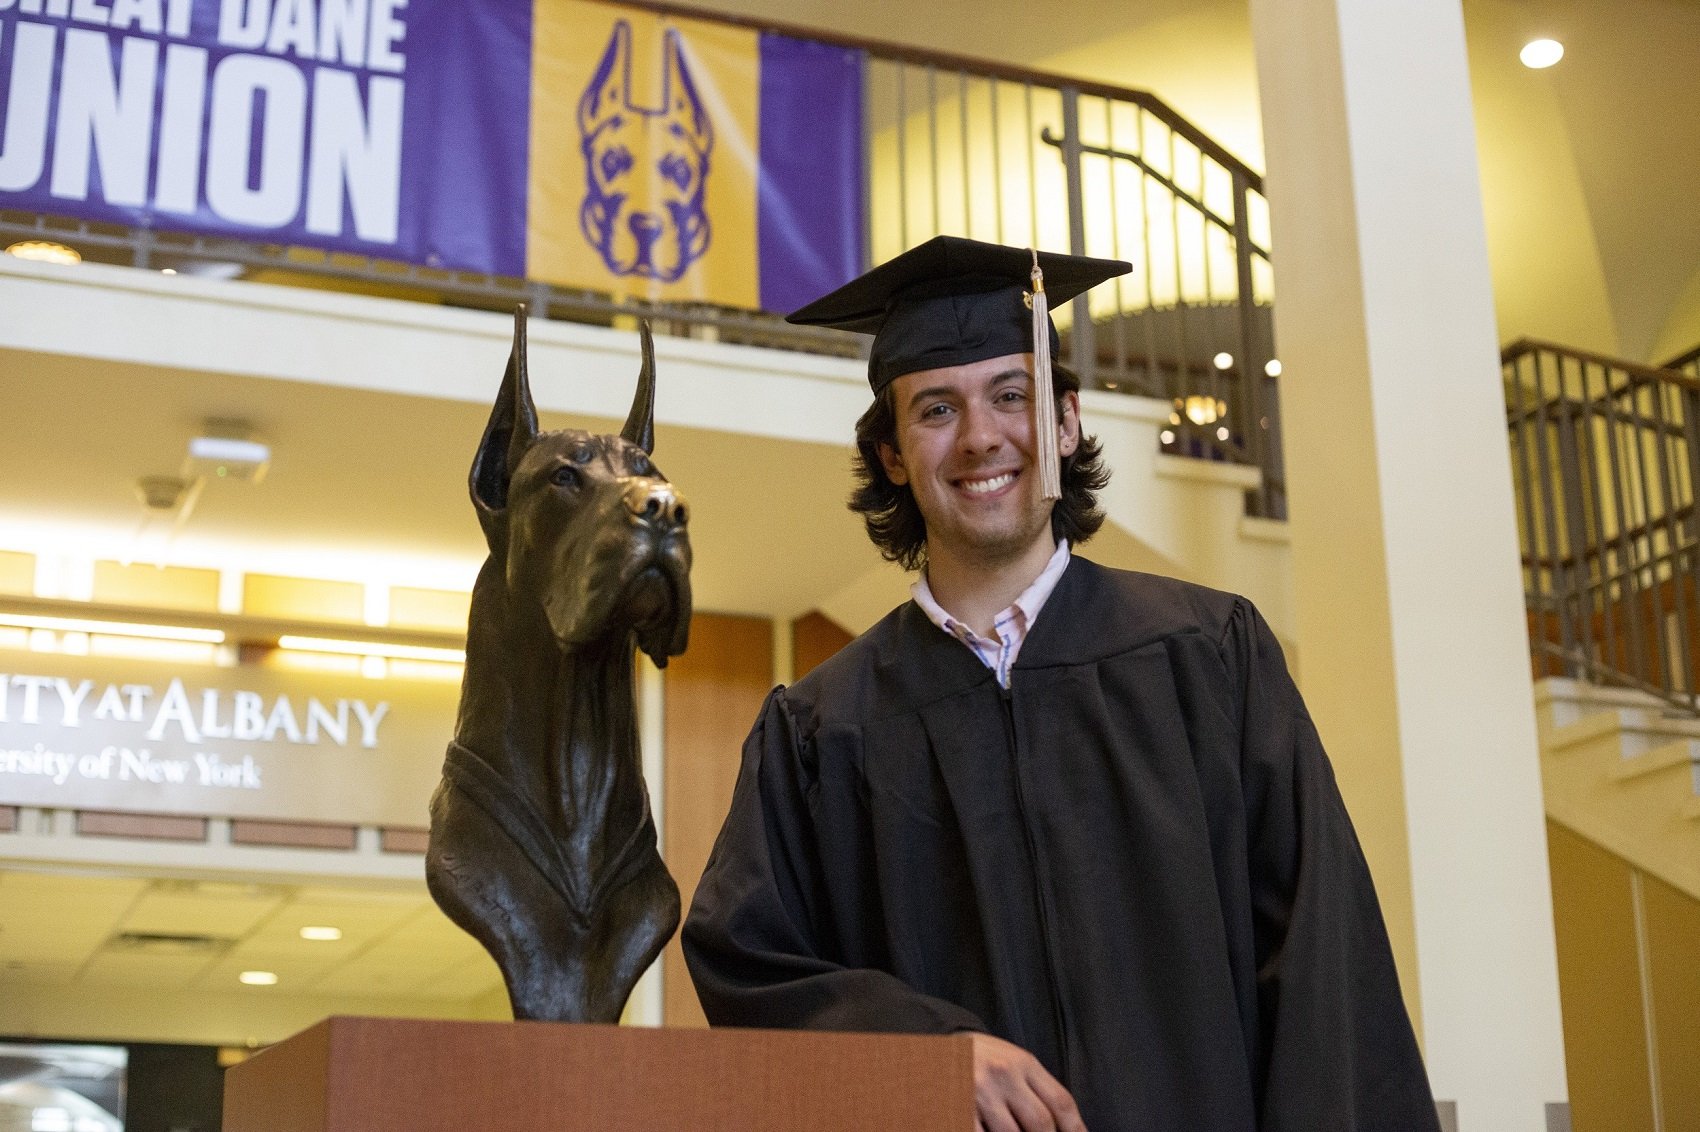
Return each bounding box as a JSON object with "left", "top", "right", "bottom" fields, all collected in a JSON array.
[{"left": 878, "top": 353, "right": 1079, "bottom": 574}]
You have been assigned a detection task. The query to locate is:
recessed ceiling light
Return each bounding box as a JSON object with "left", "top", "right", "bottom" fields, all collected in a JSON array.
[
  {"left": 238, "top": 970, "right": 278, "bottom": 986},
  {"left": 299, "top": 925, "right": 343, "bottom": 941},
  {"left": 1212, "top": 352, "right": 1234, "bottom": 370},
  {"left": 6, "top": 240, "right": 81, "bottom": 265},
  {"left": 1520, "top": 39, "right": 1564, "bottom": 69},
  {"left": 1264, "top": 359, "right": 1283, "bottom": 378}
]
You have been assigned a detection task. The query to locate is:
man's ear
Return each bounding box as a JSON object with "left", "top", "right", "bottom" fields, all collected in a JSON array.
[
  {"left": 1058, "top": 391, "right": 1081, "bottom": 459},
  {"left": 878, "top": 441, "right": 909, "bottom": 486}
]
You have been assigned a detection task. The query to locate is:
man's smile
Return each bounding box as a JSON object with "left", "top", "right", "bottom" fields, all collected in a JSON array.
[{"left": 958, "top": 470, "right": 1020, "bottom": 495}]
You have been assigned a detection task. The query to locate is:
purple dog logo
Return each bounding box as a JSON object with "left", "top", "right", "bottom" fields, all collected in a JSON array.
[{"left": 578, "top": 22, "right": 715, "bottom": 282}]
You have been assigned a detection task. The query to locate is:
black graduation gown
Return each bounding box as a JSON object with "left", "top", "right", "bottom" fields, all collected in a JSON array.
[{"left": 683, "top": 557, "right": 1440, "bottom": 1132}]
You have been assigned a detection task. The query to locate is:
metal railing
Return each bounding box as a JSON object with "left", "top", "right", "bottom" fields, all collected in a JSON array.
[
  {"left": 1663, "top": 342, "right": 1700, "bottom": 382},
  {"left": 0, "top": 0, "right": 1283, "bottom": 517},
  {"left": 1505, "top": 339, "right": 1700, "bottom": 712}
]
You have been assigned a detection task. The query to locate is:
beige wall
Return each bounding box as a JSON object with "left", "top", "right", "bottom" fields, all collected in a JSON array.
[
  {"left": 660, "top": 611, "right": 775, "bottom": 1027},
  {"left": 1547, "top": 820, "right": 1700, "bottom": 1132}
]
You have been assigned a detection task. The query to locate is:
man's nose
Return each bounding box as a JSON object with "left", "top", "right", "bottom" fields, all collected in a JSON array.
[{"left": 958, "top": 403, "right": 1003, "bottom": 453}]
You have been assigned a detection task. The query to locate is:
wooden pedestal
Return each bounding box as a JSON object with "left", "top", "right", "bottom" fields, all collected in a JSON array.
[{"left": 222, "top": 1016, "right": 974, "bottom": 1131}]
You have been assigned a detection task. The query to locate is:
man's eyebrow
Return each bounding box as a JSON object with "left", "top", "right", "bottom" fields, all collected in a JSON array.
[
  {"left": 904, "top": 384, "right": 956, "bottom": 410},
  {"left": 904, "top": 368, "right": 1032, "bottom": 411}
]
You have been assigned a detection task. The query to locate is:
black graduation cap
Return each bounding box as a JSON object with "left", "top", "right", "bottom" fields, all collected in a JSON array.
[{"left": 787, "top": 235, "right": 1130, "bottom": 499}]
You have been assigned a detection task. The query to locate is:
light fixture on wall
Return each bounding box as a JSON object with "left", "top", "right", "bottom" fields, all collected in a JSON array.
[
  {"left": 6, "top": 239, "right": 81, "bottom": 265},
  {"left": 0, "top": 612, "right": 224, "bottom": 643},
  {"left": 277, "top": 634, "right": 466, "bottom": 664},
  {"left": 1180, "top": 395, "right": 1227, "bottom": 427},
  {"left": 1520, "top": 39, "right": 1564, "bottom": 69}
]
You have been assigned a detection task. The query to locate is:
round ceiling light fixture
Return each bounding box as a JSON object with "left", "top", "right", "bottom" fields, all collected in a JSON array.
[
  {"left": 1520, "top": 39, "right": 1564, "bottom": 69},
  {"left": 6, "top": 240, "right": 81, "bottom": 265}
]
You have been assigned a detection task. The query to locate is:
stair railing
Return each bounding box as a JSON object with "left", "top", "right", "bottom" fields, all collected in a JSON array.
[{"left": 1505, "top": 338, "right": 1700, "bottom": 712}]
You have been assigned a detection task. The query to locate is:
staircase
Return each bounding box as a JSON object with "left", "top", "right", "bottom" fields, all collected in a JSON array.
[{"left": 1533, "top": 677, "right": 1700, "bottom": 901}]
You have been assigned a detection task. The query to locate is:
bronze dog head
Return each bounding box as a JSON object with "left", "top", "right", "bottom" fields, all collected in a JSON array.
[{"left": 469, "top": 309, "right": 692, "bottom": 667}]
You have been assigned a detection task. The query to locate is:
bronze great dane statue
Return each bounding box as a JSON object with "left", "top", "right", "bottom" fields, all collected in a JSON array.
[{"left": 427, "top": 307, "right": 690, "bottom": 1023}]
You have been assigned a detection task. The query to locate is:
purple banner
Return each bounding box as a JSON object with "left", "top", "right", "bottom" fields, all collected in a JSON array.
[
  {"left": 756, "top": 32, "right": 864, "bottom": 314},
  {"left": 0, "top": 2, "right": 863, "bottom": 302},
  {"left": 0, "top": 0, "right": 530, "bottom": 276}
]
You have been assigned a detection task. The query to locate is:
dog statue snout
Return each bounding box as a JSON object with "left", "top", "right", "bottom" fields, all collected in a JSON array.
[{"left": 624, "top": 479, "right": 687, "bottom": 530}]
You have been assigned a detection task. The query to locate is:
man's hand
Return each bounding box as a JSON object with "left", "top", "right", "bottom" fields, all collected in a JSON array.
[{"left": 969, "top": 1032, "right": 1087, "bottom": 1132}]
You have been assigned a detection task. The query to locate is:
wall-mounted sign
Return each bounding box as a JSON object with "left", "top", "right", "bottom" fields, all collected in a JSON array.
[
  {"left": 0, "top": 0, "right": 864, "bottom": 312},
  {"left": 0, "top": 651, "right": 456, "bottom": 827}
]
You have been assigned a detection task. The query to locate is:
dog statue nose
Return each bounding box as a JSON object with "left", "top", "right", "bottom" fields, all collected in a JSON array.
[{"left": 623, "top": 480, "right": 687, "bottom": 530}]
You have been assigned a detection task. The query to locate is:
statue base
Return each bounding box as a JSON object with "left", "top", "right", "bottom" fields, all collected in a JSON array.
[{"left": 222, "top": 1015, "right": 974, "bottom": 1131}]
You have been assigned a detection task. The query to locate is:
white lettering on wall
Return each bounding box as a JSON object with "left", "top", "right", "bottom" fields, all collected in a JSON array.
[
  {"left": 53, "top": 678, "right": 93, "bottom": 725},
  {"left": 351, "top": 699, "right": 388, "bottom": 748},
  {"left": 5, "top": 673, "right": 393, "bottom": 749}
]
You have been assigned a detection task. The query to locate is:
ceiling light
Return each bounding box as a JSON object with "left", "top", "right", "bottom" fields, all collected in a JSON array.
[
  {"left": 1212, "top": 352, "right": 1234, "bottom": 370},
  {"left": 299, "top": 925, "right": 343, "bottom": 941},
  {"left": 1520, "top": 39, "right": 1563, "bottom": 69},
  {"left": 1264, "top": 359, "right": 1283, "bottom": 378},
  {"left": 6, "top": 240, "right": 81, "bottom": 265},
  {"left": 277, "top": 635, "right": 466, "bottom": 664},
  {"left": 1159, "top": 429, "right": 1176, "bottom": 445},
  {"left": 0, "top": 613, "right": 224, "bottom": 643},
  {"left": 187, "top": 433, "right": 271, "bottom": 483},
  {"left": 238, "top": 970, "right": 278, "bottom": 986}
]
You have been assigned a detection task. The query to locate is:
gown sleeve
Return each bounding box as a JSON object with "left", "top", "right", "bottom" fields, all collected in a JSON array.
[
  {"left": 682, "top": 687, "right": 988, "bottom": 1034},
  {"left": 1229, "top": 600, "right": 1442, "bottom": 1131}
]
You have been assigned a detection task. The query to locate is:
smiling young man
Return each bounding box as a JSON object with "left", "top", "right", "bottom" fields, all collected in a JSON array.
[{"left": 683, "top": 237, "right": 1440, "bottom": 1132}]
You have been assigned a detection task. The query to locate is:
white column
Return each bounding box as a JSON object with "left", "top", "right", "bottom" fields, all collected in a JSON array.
[{"left": 1248, "top": 1, "right": 1568, "bottom": 1129}]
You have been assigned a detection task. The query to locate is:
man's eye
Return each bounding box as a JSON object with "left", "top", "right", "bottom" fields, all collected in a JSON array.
[
  {"left": 551, "top": 465, "right": 579, "bottom": 487},
  {"left": 996, "top": 388, "right": 1026, "bottom": 403},
  {"left": 920, "top": 403, "right": 952, "bottom": 419}
]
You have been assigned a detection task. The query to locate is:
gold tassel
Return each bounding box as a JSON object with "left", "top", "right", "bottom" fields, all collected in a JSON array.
[{"left": 1030, "top": 250, "right": 1061, "bottom": 500}]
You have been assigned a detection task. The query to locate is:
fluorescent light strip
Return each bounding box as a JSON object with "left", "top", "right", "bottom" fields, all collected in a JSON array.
[
  {"left": 0, "top": 613, "right": 225, "bottom": 643},
  {"left": 189, "top": 436, "right": 271, "bottom": 464},
  {"left": 277, "top": 635, "right": 466, "bottom": 664}
]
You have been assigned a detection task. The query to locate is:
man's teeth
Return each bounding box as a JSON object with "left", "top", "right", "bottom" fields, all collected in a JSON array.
[{"left": 962, "top": 472, "right": 1016, "bottom": 494}]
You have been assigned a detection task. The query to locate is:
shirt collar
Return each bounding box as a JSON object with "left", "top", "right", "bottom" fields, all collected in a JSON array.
[{"left": 911, "top": 540, "right": 1072, "bottom": 642}]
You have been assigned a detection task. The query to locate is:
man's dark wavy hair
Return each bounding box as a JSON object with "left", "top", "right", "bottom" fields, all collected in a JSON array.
[{"left": 849, "top": 364, "right": 1110, "bottom": 570}]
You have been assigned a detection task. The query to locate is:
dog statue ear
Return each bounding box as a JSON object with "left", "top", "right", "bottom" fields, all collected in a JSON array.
[
  {"left": 663, "top": 30, "right": 713, "bottom": 151},
  {"left": 579, "top": 20, "right": 631, "bottom": 138},
  {"left": 470, "top": 305, "right": 542, "bottom": 543},
  {"left": 622, "top": 320, "right": 656, "bottom": 455}
]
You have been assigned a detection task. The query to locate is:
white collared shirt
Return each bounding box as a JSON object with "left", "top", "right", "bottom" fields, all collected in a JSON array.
[{"left": 910, "top": 541, "right": 1072, "bottom": 688}]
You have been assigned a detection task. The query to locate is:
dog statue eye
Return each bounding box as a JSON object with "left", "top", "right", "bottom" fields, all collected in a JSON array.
[
  {"left": 630, "top": 454, "right": 651, "bottom": 476},
  {"left": 551, "top": 465, "right": 579, "bottom": 488}
]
